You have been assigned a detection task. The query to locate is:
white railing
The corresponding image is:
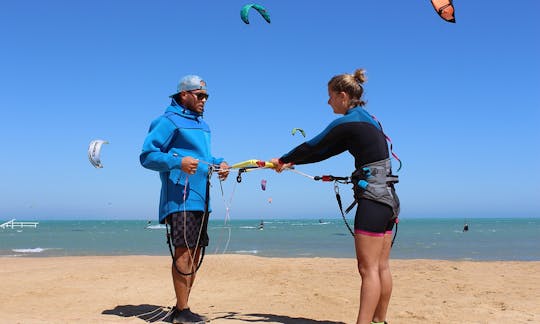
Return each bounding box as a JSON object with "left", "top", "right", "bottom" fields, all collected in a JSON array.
[{"left": 0, "top": 219, "right": 39, "bottom": 229}]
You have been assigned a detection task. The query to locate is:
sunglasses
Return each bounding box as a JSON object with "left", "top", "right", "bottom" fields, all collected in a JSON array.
[{"left": 189, "top": 91, "right": 209, "bottom": 101}]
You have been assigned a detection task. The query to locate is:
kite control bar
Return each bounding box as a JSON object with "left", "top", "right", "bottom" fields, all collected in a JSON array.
[
  {"left": 229, "top": 160, "right": 353, "bottom": 185},
  {"left": 230, "top": 159, "right": 275, "bottom": 170},
  {"left": 230, "top": 159, "right": 277, "bottom": 183},
  {"left": 227, "top": 161, "right": 358, "bottom": 237}
]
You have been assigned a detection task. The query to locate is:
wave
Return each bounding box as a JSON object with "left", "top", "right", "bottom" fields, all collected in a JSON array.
[
  {"left": 233, "top": 250, "right": 258, "bottom": 254},
  {"left": 145, "top": 225, "right": 166, "bottom": 229},
  {"left": 12, "top": 248, "right": 48, "bottom": 253}
]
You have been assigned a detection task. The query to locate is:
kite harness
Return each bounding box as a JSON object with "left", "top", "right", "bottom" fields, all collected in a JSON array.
[
  {"left": 351, "top": 159, "right": 400, "bottom": 218},
  {"left": 314, "top": 158, "right": 400, "bottom": 246}
]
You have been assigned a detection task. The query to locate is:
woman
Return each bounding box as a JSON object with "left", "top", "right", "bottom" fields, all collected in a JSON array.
[{"left": 271, "top": 68, "right": 400, "bottom": 324}]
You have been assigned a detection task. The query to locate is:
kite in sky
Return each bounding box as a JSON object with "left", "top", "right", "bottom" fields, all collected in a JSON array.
[
  {"left": 291, "top": 128, "right": 306, "bottom": 137},
  {"left": 240, "top": 4, "right": 271, "bottom": 24},
  {"left": 88, "top": 139, "right": 109, "bottom": 168},
  {"left": 431, "top": 0, "right": 456, "bottom": 23}
]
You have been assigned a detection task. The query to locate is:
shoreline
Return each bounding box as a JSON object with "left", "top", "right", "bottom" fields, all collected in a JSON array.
[
  {"left": 1, "top": 255, "right": 538, "bottom": 323},
  {"left": 3, "top": 253, "right": 540, "bottom": 262}
]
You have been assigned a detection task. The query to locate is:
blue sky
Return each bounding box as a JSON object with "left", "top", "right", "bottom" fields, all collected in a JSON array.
[{"left": 0, "top": 1, "right": 538, "bottom": 221}]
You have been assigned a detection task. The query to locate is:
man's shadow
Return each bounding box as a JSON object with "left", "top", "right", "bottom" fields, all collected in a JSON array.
[
  {"left": 102, "top": 304, "right": 174, "bottom": 322},
  {"left": 102, "top": 304, "right": 347, "bottom": 324}
]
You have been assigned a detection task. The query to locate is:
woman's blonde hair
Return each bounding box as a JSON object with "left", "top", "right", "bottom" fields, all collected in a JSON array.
[{"left": 328, "top": 68, "right": 367, "bottom": 107}]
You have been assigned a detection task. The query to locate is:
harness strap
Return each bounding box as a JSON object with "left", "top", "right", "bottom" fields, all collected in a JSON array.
[
  {"left": 391, "top": 221, "right": 398, "bottom": 247},
  {"left": 334, "top": 183, "right": 355, "bottom": 237},
  {"left": 345, "top": 200, "right": 357, "bottom": 214},
  {"left": 370, "top": 113, "right": 402, "bottom": 171}
]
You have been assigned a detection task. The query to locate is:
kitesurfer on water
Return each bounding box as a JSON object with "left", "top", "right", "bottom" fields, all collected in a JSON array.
[
  {"left": 140, "top": 75, "right": 230, "bottom": 324},
  {"left": 271, "top": 68, "right": 400, "bottom": 324}
]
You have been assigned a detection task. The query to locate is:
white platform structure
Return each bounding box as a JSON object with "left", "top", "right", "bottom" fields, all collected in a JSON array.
[{"left": 0, "top": 219, "right": 39, "bottom": 229}]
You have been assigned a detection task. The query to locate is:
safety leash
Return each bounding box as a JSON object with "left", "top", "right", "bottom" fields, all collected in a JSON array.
[
  {"left": 312, "top": 175, "right": 355, "bottom": 237},
  {"left": 166, "top": 168, "right": 212, "bottom": 276}
]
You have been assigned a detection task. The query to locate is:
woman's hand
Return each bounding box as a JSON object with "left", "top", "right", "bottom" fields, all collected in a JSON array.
[{"left": 270, "top": 158, "right": 292, "bottom": 173}]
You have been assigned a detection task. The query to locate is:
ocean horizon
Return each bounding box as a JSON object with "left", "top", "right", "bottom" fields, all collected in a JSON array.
[{"left": 1, "top": 217, "right": 539, "bottom": 261}]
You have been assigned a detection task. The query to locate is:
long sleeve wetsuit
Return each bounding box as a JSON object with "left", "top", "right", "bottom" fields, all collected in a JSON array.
[
  {"left": 280, "top": 107, "right": 389, "bottom": 169},
  {"left": 280, "top": 106, "right": 399, "bottom": 235}
]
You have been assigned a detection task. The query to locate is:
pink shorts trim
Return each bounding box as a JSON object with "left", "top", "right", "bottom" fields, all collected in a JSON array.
[
  {"left": 354, "top": 229, "right": 385, "bottom": 237},
  {"left": 385, "top": 230, "right": 393, "bottom": 235}
]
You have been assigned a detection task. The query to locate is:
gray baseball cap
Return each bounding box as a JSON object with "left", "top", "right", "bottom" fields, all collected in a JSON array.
[{"left": 170, "top": 75, "right": 207, "bottom": 97}]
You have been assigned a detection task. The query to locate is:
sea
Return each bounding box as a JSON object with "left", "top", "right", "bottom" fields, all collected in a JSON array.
[{"left": 1, "top": 218, "right": 539, "bottom": 261}]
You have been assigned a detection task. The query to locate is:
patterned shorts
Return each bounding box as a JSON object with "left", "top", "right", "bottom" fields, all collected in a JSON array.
[{"left": 167, "top": 211, "right": 209, "bottom": 248}]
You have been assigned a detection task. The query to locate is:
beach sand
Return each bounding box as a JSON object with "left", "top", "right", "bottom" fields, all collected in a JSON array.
[{"left": 0, "top": 255, "right": 538, "bottom": 324}]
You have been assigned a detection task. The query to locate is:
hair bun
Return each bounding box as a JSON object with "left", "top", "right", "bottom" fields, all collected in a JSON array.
[{"left": 354, "top": 68, "right": 367, "bottom": 84}]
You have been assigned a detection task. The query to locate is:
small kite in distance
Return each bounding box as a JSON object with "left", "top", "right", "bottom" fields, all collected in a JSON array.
[
  {"left": 240, "top": 3, "right": 271, "bottom": 24},
  {"left": 291, "top": 128, "right": 306, "bottom": 137},
  {"left": 88, "top": 139, "right": 109, "bottom": 168},
  {"left": 261, "top": 179, "right": 267, "bottom": 191},
  {"left": 431, "top": 0, "right": 456, "bottom": 23}
]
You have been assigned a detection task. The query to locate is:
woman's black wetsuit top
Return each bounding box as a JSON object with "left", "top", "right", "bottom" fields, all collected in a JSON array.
[{"left": 279, "top": 107, "right": 389, "bottom": 168}]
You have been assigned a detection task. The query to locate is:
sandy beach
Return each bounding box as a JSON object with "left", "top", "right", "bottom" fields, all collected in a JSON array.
[{"left": 0, "top": 255, "right": 538, "bottom": 324}]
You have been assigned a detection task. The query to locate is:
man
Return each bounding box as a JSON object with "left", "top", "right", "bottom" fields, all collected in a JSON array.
[{"left": 140, "top": 75, "right": 229, "bottom": 324}]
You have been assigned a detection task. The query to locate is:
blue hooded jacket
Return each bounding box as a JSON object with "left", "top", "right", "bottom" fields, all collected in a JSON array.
[{"left": 140, "top": 100, "right": 224, "bottom": 223}]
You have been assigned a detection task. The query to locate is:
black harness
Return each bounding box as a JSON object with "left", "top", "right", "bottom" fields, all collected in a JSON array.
[{"left": 315, "top": 170, "right": 400, "bottom": 247}]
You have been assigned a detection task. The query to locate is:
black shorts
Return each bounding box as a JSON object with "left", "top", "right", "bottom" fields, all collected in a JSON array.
[
  {"left": 167, "top": 211, "right": 209, "bottom": 248},
  {"left": 354, "top": 198, "right": 395, "bottom": 236}
]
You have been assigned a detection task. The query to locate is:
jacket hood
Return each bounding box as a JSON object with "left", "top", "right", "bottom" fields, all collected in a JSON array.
[{"left": 166, "top": 99, "right": 202, "bottom": 120}]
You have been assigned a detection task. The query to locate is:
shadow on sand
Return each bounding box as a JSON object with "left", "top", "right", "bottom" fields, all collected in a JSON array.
[
  {"left": 102, "top": 304, "right": 175, "bottom": 322},
  {"left": 102, "top": 305, "right": 347, "bottom": 324}
]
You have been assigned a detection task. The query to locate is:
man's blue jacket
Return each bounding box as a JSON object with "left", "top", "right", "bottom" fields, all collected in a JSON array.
[{"left": 140, "top": 100, "right": 224, "bottom": 223}]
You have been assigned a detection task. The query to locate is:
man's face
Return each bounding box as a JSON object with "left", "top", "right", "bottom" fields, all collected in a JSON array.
[{"left": 181, "top": 90, "right": 209, "bottom": 114}]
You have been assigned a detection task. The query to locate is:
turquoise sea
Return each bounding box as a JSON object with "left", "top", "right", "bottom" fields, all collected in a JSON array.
[{"left": 1, "top": 218, "right": 539, "bottom": 260}]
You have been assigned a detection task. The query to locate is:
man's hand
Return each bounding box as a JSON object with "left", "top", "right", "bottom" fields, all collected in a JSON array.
[
  {"left": 181, "top": 157, "right": 199, "bottom": 175},
  {"left": 217, "top": 161, "right": 230, "bottom": 180}
]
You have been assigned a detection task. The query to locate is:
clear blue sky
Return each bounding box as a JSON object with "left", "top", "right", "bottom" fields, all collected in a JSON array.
[{"left": 1, "top": 1, "right": 538, "bottom": 220}]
